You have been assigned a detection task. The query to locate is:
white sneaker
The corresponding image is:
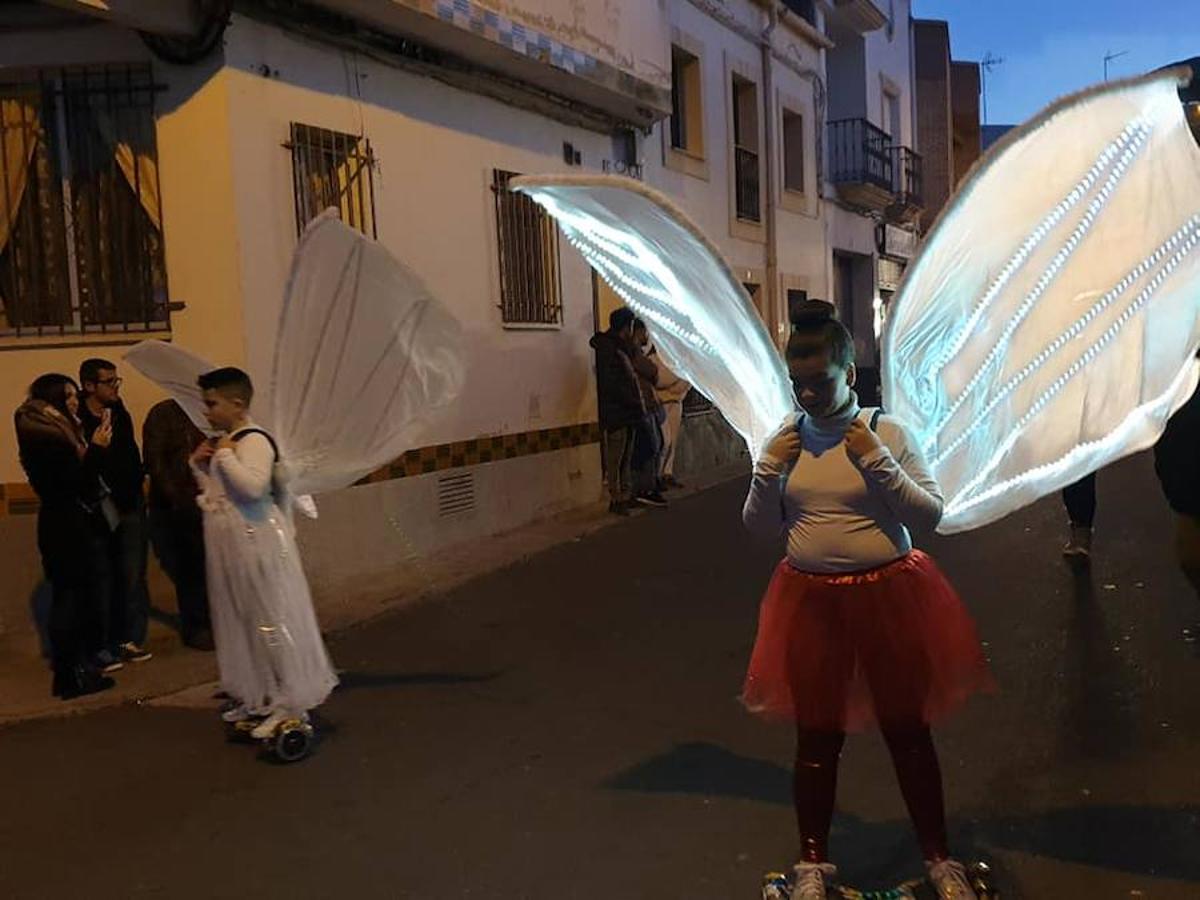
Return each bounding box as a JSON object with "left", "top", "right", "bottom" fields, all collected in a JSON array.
[
  {"left": 1062, "top": 525, "right": 1092, "bottom": 559},
  {"left": 926, "top": 859, "right": 977, "bottom": 899},
  {"left": 221, "top": 704, "right": 252, "bottom": 723},
  {"left": 791, "top": 862, "right": 837, "bottom": 900}
]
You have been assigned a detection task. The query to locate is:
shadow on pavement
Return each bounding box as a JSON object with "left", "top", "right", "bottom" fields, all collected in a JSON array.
[{"left": 1060, "top": 566, "right": 1141, "bottom": 762}]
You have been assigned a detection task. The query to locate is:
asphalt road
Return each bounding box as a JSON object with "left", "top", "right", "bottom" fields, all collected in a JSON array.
[{"left": 2, "top": 453, "right": 1197, "bottom": 899}]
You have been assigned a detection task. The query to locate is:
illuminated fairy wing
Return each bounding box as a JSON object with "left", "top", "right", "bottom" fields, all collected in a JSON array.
[
  {"left": 884, "top": 68, "right": 1200, "bottom": 534},
  {"left": 268, "top": 210, "right": 466, "bottom": 498},
  {"left": 124, "top": 339, "right": 218, "bottom": 436},
  {"left": 510, "top": 175, "right": 794, "bottom": 457}
]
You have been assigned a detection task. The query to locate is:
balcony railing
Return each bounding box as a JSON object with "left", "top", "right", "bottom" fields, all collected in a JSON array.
[
  {"left": 890, "top": 145, "right": 923, "bottom": 209},
  {"left": 828, "top": 119, "right": 893, "bottom": 209},
  {"left": 734, "top": 145, "right": 761, "bottom": 222}
]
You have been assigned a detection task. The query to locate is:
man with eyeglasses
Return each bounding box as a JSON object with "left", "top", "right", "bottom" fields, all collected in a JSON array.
[{"left": 79, "top": 358, "right": 153, "bottom": 670}]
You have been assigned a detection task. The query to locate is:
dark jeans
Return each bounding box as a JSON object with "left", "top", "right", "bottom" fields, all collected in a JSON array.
[
  {"left": 86, "top": 501, "right": 151, "bottom": 651},
  {"left": 148, "top": 505, "right": 209, "bottom": 639},
  {"left": 603, "top": 425, "right": 636, "bottom": 503},
  {"left": 1062, "top": 472, "right": 1097, "bottom": 528},
  {"left": 632, "top": 410, "right": 664, "bottom": 496}
]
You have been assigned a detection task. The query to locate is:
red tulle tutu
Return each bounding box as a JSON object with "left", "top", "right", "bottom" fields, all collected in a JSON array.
[{"left": 741, "top": 551, "right": 994, "bottom": 731}]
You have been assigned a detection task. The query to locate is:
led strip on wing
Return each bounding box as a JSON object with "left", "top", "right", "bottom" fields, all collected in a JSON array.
[
  {"left": 944, "top": 224, "right": 1200, "bottom": 515},
  {"left": 920, "top": 119, "right": 1153, "bottom": 454},
  {"left": 921, "top": 120, "right": 1151, "bottom": 386},
  {"left": 933, "top": 215, "right": 1200, "bottom": 470},
  {"left": 944, "top": 359, "right": 1200, "bottom": 527}
]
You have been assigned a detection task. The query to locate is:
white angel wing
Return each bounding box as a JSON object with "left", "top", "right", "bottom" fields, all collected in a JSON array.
[
  {"left": 509, "top": 175, "right": 794, "bottom": 458},
  {"left": 128, "top": 211, "right": 466, "bottom": 506},
  {"left": 124, "top": 339, "right": 217, "bottom": 436},
  {"left": 267, "top": 210, "right": 466, "bottom": 497},
  {"left": 884, "top": 68, "right": 1200, "bottom": 534}
]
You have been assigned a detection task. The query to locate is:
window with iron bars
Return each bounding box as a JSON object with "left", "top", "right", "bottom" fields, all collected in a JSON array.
[
  {"left": 491, "top": 170, "right": 562, "bottom": 326},
  {"left": 287, "top": 123, "right": 377, "bottom": 238},
  {"left": 0, "top": 65, "right": 169, "bottom": 340}
]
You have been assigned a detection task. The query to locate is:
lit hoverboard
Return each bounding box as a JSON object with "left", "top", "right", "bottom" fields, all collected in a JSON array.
[{"left": 762, "top": 860, "right": 997, "bottom": 899}]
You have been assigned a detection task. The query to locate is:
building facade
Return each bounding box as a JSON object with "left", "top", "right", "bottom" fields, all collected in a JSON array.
[
  {"left": 0, "top": 0, "right": 941, "bottom": 647},
  {"left": 0, "top": 0, "right": 678, "bottom": 644}
]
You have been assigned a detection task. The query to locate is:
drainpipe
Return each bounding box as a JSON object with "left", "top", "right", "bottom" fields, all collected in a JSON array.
[{"left": 761, "top": 3, "right": 781, "bottom": 348}]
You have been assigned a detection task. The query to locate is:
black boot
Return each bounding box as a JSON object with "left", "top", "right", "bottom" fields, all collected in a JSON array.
[{"left": 52, "top": 662, "right": 115, "bottom": 700}]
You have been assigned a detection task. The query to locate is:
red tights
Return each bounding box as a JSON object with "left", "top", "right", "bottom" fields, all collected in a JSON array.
[{"left": 793, "top": 723, "right": 949, "bottom": 863}]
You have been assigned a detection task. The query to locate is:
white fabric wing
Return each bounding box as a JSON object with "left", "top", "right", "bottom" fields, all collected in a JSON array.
[
  {"left": 883, "top": 69, "right": 1200, "bottom": 534},
  {"left": 127, "top": 210, "right": 466, "bottom": 502},
  {"left": 510, "top": 175, "right": 794, "bottom": 458},
  {"left": 123, "top": 340, "right": 218, "bottom": 437},
  {"left": 268, "top": 211, "right": 465, "bottom": 497}
]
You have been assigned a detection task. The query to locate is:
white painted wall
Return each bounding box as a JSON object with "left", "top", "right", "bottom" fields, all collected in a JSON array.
[{"left": 221, "top": 15, "right": 608, "bottom": 448}]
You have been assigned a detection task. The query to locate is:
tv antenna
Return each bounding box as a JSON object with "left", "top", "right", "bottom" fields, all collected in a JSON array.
[
  {"left": 980, "top": 52, "right": 1005, "bottom": 124},
  {"left": 1104, "top": 49, "right": 1129, "bottom": 81}
]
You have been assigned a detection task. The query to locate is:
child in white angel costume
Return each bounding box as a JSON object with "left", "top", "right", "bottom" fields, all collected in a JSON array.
[
  {"left": 190, "top": 366, "right": 337, "bottom": 738},
  {"left": 126, "top": 210, "right": 465, "bottom": 740}
]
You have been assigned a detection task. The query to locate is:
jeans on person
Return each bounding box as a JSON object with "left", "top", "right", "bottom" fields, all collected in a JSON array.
[
  {"left": 632, "top": 410, "right": 664, "bottom": 496},
  {"left": 603, "top": 425, "right": 636, "bottom": 503},
  {"left": 87, "top": 500, "right": 151, "bottom": 651}
]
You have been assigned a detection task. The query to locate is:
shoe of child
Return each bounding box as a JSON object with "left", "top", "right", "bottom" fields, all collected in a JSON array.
[
  {"left": 791, "top": 862, "right": 837, "bottom": 900},
  {"left": 221, "top": 704, "right": 254, "bottom": 723},
  {"left": 250, "top": 708, "right": 305, "bottom": 740},
  {"left": 926, "top": 859, "right": 977, "bottom": 899}
]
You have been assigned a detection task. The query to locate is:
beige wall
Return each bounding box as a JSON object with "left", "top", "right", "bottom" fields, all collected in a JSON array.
[{"left": 0, "top": 27, "right": 247, "bottom": 484}]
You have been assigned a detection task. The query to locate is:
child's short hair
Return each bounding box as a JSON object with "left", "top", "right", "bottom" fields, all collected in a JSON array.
[
  {"left": 786, "top": 299, "right": 854, "bottom": 368},
  {"left": 197, "top": 367, "right": 254, "bottom": 405}
]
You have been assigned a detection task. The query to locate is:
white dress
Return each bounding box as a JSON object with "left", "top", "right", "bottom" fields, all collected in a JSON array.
[{"left": 193, "top": 424, "right": 338, "bottom": 714}]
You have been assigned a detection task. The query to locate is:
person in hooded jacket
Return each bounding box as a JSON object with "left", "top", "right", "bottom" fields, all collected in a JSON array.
[
  {"left": 14, "top": 374, "right": 117, "bottom": 699},
  {"left": 589, "top": 308, "right": 645, "bottom": 515}
]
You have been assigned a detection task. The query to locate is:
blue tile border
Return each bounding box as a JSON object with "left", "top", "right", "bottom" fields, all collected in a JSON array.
[{"left": 430, "top": 0, "right": 607, "bottom": 79}]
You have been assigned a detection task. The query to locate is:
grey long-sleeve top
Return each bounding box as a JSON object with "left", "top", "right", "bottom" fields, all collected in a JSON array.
[{"left": 743, "top": 409, "right": 944, "bottom": 573}]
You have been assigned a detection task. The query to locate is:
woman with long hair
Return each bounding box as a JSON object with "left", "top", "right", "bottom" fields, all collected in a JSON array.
[{"left": 14, "top": 373, "right": 116, "bottom": 699}]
